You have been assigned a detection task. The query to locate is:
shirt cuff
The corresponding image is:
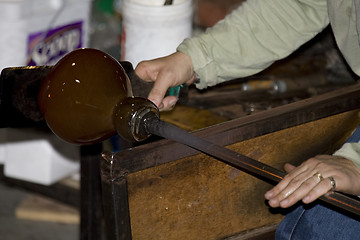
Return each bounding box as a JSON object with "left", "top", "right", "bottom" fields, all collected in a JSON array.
[{"left": 333, "top": 141, "right": 360, "bottom": 169}]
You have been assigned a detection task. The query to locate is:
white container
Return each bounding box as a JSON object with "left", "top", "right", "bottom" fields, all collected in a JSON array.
[
  {"left": 0, "top": 0, "right": 91, "bottom": 70},
  {"left": 0, "top": 0, "right": 89, "bottom": 185},
  {"left": 121, "top": 0, "right": 193, "bottom": 66},
  {"left": 4, "top": 128, "right": 80, "bottom": 186}
]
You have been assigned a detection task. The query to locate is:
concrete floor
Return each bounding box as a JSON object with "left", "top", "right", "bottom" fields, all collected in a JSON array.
[{"left": 0, "top": 181, "right": 79, "bottom": 240}]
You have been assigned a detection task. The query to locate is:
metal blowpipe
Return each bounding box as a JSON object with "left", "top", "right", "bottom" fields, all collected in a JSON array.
[{"left": 38, "top": 48, "right": 360, "bottom": 217}]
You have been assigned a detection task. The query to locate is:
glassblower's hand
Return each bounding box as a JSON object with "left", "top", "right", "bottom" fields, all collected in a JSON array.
[
  {"left": 265, "top": 155, "right": 360, "bottom": 208},
  {"left": 135, "top": 52, "right": 196, "bottom": 111}
]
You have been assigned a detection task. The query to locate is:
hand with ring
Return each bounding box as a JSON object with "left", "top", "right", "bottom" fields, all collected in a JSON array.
[{"left": 265, "top": 155, "right": 360, "bottom": 208}]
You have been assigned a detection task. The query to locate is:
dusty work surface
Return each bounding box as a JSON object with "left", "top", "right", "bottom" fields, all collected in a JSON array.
[{"left": 125, "top": 110, "right": 360, "bottom": 240}]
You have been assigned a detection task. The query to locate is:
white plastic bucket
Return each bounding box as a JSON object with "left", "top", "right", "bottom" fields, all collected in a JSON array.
[
  {"left": 121, "top": 0, "right": 193, "bottom": 66},
  {"left": 0, "top": 0, "right": 91, "bottom": 70}
]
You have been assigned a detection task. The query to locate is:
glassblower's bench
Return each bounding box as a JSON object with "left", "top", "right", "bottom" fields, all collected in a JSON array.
[{"left": 1, "top": 65, "right": 360, "bottom": 240}]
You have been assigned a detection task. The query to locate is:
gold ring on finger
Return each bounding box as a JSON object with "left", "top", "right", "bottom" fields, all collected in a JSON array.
[{"left": 313, "top": 172, "right": 324, "bottom": 181}]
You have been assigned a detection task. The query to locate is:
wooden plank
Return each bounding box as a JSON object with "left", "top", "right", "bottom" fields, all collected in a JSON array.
[
  {"left": 104, "top": 82, "right": 360, "bottom": 174},
  {"left": 101, "top": 82, "right": 360, "bottom": 239},
  {"left": 121, "top": 111, "right": 359, "bottom": 240},
  {"left": 15, "top": 194, "right": 79, "bottom": 224}
]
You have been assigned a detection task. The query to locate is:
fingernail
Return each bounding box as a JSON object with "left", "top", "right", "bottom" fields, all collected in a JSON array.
[
  {"left": 169, "top": 98, "right": 177, "bottom": 106},
  {"left": 158, "top": 103, "right": 164, "bottom": 110},
  {"left": 303, "top": 196, "right": 310, "bottom": 203},
  {"left": 148, "top": 98, "right": 159, "bottom": 106},
  {"left": 280, "top": 199, "right": 288, "bottom": 207},
  {"left": 269, "top": 199, "right": 277, "bottom": 207},
  {"left": 265, "top": 191, "right": 273, "bottom": 199}
]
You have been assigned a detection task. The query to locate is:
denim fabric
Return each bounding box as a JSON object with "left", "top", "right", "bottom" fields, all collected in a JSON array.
[
  {"left": 275, "top": 126, "right": 360, "bottom": 239},
  {"left": 275, "top": 204, "right": 360, "bottom": 239},
  {"left": 346, "top": 126, "right": 360, "bottom": 143}
]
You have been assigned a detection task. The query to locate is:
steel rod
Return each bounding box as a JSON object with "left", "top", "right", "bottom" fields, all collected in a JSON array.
[{"left": 145, "top": 113, "right": 360, "bottom": 217}]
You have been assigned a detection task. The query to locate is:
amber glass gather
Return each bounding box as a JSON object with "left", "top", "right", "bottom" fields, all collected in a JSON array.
[{"left": 38, "top": 48, "right": 158, "bottom": 144}]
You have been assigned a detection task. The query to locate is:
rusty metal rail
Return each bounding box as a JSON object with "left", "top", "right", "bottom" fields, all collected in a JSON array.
[{"left": 146, "top": 113, "right": 360, "bottom": 216}]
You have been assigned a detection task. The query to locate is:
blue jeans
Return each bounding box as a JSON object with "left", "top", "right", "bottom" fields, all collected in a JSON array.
[
  {"left": 275, "top": 126, "right": 360, "bottom": 239},
  {"left": 275, "top": 204, "right": 360, "bottom": 239}
]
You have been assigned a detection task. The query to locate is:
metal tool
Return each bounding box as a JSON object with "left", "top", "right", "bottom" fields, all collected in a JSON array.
[
  {"left": 142, "top": 111, "right": 360, "bottom": 217},
  {"left": 2, "top": 62, "right": 360, "bottom": 216}
]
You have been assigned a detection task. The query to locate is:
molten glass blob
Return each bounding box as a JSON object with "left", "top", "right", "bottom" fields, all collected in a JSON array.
[{"left": 38, "top": 48, "right": 158, "bottom": 144}]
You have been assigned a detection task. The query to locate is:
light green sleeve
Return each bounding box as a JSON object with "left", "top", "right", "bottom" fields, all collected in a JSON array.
[
  {"left": 333, "top": 142, "right": 360, "bottom": 169},
  {"left": 177, "top": 0, "right": 329, "bottom": 89},
  {"left": 327, "top": 0, "right": 360, "bottom": 77}
]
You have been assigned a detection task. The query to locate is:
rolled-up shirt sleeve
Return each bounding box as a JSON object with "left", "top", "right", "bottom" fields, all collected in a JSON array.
[
  {"left": 177, "top": 0, "right": 329, "bottom": 89},
  {"left": 334, "top": 142, "right": 360, "bottom": 169},
  {"left": 334, "top": 126, "right": 360, "bottom": 169}
]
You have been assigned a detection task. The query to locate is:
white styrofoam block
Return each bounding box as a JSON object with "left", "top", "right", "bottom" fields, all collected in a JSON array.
[{"left": 4, "top": 128, "right": 80, "bottom": 185}]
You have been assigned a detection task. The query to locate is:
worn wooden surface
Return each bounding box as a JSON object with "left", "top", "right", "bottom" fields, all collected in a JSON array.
[
  {"left": 160, "top": 104, "right": 230, "bottom": 131},
  {"left": 102, "top": 83, "right": 360, "bottom": 239},
  {"left": 125, "top": 110, "right": 360, "bottom": 240},
  {"left": 15, "top": 194, "right": 79, "bottom": 224}
]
